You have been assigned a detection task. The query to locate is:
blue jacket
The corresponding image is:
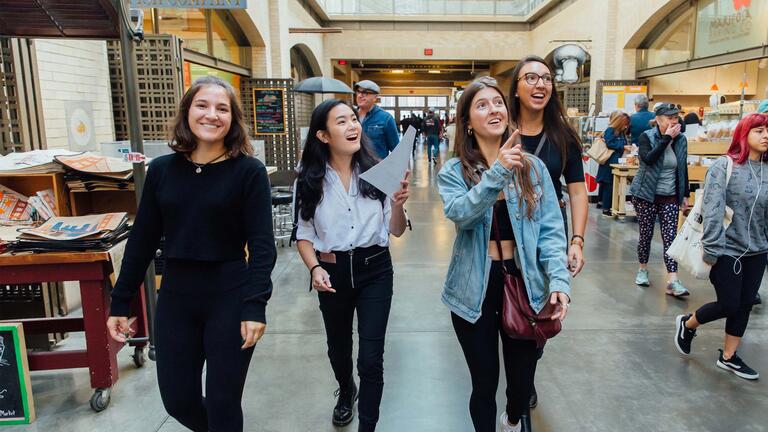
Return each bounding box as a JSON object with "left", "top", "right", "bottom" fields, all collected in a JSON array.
[
  {"left": 629, "top": 109, "right": 655, "bottom": 144},
  {"left": 437, "top": 157, "right": 571, "bottom": 323},
  {"left": 596, "top": 127, "right": 626, "bottom": 183},
  {"left": 629, "top": 128, "right": 689, "bottom": 204},
  {"left": 362, "top": 105, "right": 400, "bottom": 159}
]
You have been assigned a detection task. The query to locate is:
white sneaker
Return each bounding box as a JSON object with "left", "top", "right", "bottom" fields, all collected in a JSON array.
[{"left": 500, "top": 412, "right": 521, "bottom": 432}]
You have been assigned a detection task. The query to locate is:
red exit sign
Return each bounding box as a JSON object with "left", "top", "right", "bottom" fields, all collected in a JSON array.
[
  {"left": 424, "top": 48, "right": 433, "bottom": 56},
  {"left": 338, "top": 60, "right": 347, "bottom": 65}
]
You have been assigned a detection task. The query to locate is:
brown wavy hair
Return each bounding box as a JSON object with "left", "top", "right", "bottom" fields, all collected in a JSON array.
[
  {"left": 455, "top": 76, "right": 540, "bottom": 219},
  {"left": 508, "top": 55, "right": 581, "bottom": 175},
  {"left": 168, "top": 75, "right": 253, "bottom": 157}
]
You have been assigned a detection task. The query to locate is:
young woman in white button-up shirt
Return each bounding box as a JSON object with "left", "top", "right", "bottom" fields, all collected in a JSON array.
[{"left": 295, "top": 99, "right": 409, "bottom": 432}]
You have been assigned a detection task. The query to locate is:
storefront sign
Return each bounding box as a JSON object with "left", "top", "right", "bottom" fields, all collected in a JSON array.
[
  {"left": 0, "top": 323, "right": 34, "bottom": 425},
  {"left": 253, "top": 89, "right": 287, "bottom": 135},
  {"left": 695, "top": 0, "right": 768, "bottom": 58},
  {"left": 130, "top": 0, "right": 247, "bottom": 8}
]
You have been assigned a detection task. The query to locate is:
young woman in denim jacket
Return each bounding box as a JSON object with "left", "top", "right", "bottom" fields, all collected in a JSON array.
[{"left": 437, "top": 77, "right": 571, "bottom": 432}]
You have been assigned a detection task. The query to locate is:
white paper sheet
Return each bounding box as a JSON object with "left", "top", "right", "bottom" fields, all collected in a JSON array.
[
  {"left": 360, "top": 126, "right": 415, "bottom": 198},
  {"left": 683, "top": 124, "right": 700, "bottom": 140}
]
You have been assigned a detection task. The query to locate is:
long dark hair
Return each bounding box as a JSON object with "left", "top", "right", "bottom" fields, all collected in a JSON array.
[
  {"left": 169, "top": 75, "right": 253, "bottom": 158},
  {"left": 508, "top": 55, "right": 581, "bottom": 174},
  {"left": 455, "top": 76, "right": 539, "bottom": 219},
  {"left": 296, "top": 99, "right": 384, "bottom": 221}
]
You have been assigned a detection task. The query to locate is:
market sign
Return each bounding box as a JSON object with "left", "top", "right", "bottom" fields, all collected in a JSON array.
[
  {"left": 130, "top": 0, "right": 247, "bottom": 8},
  {"left": 0, "top": 323, "right": 34, "bottom": 426},
  {"left": 695, "top": 0, "right": 768, "bottom": 58}
]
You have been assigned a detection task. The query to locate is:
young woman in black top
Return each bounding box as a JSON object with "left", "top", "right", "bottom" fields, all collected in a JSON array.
[
  {"left": 508, "top": 55, "right": 587, "bottom": 409},
  {"left": 106, "top": 76, "right": 276, "bottom": 432},
  {"left": 295, "top": 99, "right": 409, "bottom": 432}
]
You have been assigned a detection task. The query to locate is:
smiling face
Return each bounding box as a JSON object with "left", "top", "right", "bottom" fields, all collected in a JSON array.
[
  {"left": 747, "top": 123, "right": 768, "bottom": 155},
  {"left": 468, "top": 87, "right": 508, "bottom": 141},
  {"left": 317, "top": 103, "right": 362, "bottom": 157},
  {"left": 355, "top": 89, "right": 377, "bottom": 111},
  {"left": 187, "top": 84, "right": 232, "bottom": 148},
  {"left": 516, "top": 61, "right": 553, "bottom": 113}
]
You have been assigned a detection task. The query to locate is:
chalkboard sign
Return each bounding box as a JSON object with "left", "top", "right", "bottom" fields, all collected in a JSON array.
[
  {"left": 253, "top": 88, "right": 287, "bottom": 135},
  {"left": 0, "top": 323, "right": 34, "bottom": 425}
]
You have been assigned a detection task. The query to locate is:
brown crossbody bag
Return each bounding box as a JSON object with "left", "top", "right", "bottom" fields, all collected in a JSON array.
[{"left": 492, "top": 216, "right": 562, "bottom": 348}]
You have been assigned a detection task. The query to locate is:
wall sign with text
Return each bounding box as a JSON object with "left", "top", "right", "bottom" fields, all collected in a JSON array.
[
  {"left": 0, "top": 323, "right": 34, "bottom": 425},
  {"left": 130, "top": 0, "right": 247, "bottom": 8},
  {"left": 253, "top": 88, "right": 288, "bottom": 136}
]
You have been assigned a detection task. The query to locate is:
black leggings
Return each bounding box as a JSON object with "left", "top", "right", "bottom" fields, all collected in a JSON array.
[
  {"left": 155, "top": 259, "right": 255, "bottom": 432},
  {"left": 317, "top": 245, "right": 394, "bottom": 432},
  {"left": 452, "top": 260, "right": 539, "bottom": 430},
  {"left": 695, "top": 253, "right": 766, "bottom": 337}
]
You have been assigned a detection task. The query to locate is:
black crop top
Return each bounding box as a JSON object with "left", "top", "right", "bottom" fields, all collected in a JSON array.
[
  {"left": 493, "top": 200, "right": 515, "bottom": 241},
  {"left": 109, "top": 153, "right": 277, "bottom": 323}
]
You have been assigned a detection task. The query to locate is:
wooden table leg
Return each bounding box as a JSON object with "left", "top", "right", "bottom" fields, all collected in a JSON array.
[{"left": 80, "top": 277, "right": 119, "bottom": 390}]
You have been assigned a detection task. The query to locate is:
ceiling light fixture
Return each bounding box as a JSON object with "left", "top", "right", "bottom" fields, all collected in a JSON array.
[
  {"left": 391, "top": 69, "right": 405, "bottom": 74},
  {"left": 428, "top": 70, "right": 441, "bottom": 74}
]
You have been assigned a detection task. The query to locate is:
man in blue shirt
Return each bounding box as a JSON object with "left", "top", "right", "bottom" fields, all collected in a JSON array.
[
  {"left": 629, "top": 94, "right": 655, "bottom": 144},
  {"left": 355, "top": 80, "right": 400, "bottom": 159}
]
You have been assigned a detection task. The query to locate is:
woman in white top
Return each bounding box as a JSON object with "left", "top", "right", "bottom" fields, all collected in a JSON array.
[{"left": 295, "top": 99, "right": 409, "bottom": 432}]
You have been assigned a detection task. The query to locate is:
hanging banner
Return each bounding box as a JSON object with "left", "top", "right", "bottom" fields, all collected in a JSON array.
[{"left": 130, "top": 0, "right": 247, "bottom": 8}]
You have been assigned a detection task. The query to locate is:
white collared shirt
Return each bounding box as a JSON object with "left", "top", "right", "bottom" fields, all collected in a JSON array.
[{"left": 296, "top": 165, "right": 391, "bottom": 253}]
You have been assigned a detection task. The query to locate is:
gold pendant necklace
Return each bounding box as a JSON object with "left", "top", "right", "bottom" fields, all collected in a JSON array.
[{"left": 189, "top": 151, "right": 228, "bottom": 174}]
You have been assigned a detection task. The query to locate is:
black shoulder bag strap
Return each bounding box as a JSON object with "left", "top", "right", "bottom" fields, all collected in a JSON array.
[{"left": 533, "top": 133, "right": 547, "bottom": 157}]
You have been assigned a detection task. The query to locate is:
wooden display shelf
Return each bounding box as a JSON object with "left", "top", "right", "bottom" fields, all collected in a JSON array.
[
  {"left": 688, "top": 141, "right": 729, "bottom": 156},
  {"left": 69, "top": 189, "right": 137, "bottom": 216},
  {"left": 0, "top": 172, "right": 70, "bottom": 216}
]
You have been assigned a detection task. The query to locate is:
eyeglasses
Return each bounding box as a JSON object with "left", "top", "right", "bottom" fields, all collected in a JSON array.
[
  {"left": 355, "top": 90, "right": 377, "bottom": 96},
  {"left": 518, "top": 73, "right": 553, "bottom": 87}
]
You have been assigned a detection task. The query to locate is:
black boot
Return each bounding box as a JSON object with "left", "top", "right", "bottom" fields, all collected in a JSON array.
[
  {"left": 755, "top": 292, "right": 762, "bottom": 306},
  {"left": 332, "top": 380, "right": 358, "bottom": 426},
  {"left": 520, "top": 409, "right": 533, "bottom": 432},
  {"left": 528, "top": 384, "right": 538, "bottom": 409}
]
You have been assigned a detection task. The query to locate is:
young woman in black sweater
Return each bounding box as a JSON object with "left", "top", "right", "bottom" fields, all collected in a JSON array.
[
  {"left": 295, "top": 99, "right": 409, "bottom": 431},
  {"left": 106, "top": 76, "right": 276, "bottom": 431}
]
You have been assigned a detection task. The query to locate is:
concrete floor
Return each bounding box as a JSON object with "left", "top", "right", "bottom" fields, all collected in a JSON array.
[{"left": 9, "top": 144, "right": 768, "bottom": 432}]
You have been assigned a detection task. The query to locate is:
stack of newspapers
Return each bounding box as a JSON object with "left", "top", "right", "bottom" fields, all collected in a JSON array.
[{"left": 8, "top": 212, "right": 130, "bottom": 253}]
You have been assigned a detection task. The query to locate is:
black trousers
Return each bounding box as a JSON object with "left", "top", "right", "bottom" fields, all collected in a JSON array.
[
  {"left": 155, "top": 259, "right": 255, "bottom": 432},
  {"left": 318, "top": 245, "right": 394, "bottom": 432},
  {"left": 696, "top": 253, "right": 767, "bottom": 337},
  {"left": 452, "top": 260, "right": 539, "bottom": 430}
]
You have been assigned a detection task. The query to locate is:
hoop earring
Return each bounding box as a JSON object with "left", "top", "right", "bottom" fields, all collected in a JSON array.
[{"left": 467, "top": 128, "right": 474, "bottom": 136}]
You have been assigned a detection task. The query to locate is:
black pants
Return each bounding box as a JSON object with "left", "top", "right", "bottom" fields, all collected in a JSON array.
[
  {"left": 155, "top": 259, "right": 255, "bottom": 432},
  {"left": 318, "top": 245, "right": 394, "bottom": 432},
  {"left": 452, "top": 260, "right": 539, "bottom": 430},
  {"left": 696, "top": 253, "right": 766, "bottom": 337},
  {"left": 599, "top": 180, "right": 613, "bottom": 210}
]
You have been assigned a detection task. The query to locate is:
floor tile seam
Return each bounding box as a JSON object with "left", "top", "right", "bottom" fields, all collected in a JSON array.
[{"left": 153, "top": 414, "right": 172, "bottom": 432}]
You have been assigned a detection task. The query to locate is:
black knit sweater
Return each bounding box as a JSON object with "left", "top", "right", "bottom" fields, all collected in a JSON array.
[{"left": 109, "top": 152, "right": 276, "bottom": 323}]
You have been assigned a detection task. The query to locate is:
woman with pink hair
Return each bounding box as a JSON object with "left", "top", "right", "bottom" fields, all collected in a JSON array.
[{"left": 674, "top": 113, "right": 768, "bottom": 380}]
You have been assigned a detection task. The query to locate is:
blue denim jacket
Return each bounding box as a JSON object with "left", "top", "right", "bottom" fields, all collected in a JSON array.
[
  {"left": 362, "top": 105, "right": 400, "bottom": 159},
  {"left": 437, "top": 157, "right": 571, "bottom": 323}
]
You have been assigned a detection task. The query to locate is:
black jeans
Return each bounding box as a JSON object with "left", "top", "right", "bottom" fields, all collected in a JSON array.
[
  {"left": 155, "top": 259, "right": 255, "bottom": 432},
  {"left": 696, "top": 253, "right": 766, "bottom": 337},
  {"left": 452, "top": 260, "right": 539, "bottom": 431},
  {"left": 318, "top": 245, "right": 394, "bottom": 432},
  {"left": 599, "top": 180, "right": 613, "bottom": 210}
]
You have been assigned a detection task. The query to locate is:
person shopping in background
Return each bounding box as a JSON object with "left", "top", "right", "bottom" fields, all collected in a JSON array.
[
  {"left": 355, "top": 80, "right": 400, "bottom": 159},
  {"left": 674, "top": 113, "right": 768, "bottom": 380},
  {"left": 597, "top": 111, "right": 632, "bottom": 217},
  {"left": 423, "top": 108, "right": 442, "bottom": 164},
  {"left": 629, "top": 103, "right": 690, "bottom": 296},
  {"left": 438, "top": 76, "right": 571, "bottom": 432},
  {"left": 106, "top": 76, "right": 277, "bottom": 431},
  {"left": 507, "top": 55, "right": 587, "bottom": 410},
  {"left": 294, "top": 99, "right": 410, "bottom": 431},
  {"left": 629, "top": 94, "right": 655, "bottom": 145}
]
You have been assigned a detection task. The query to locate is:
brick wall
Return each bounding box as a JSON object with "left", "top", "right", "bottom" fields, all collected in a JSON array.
[{"left": 34, "top": 39, "right": 114, "bottom": 150}]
